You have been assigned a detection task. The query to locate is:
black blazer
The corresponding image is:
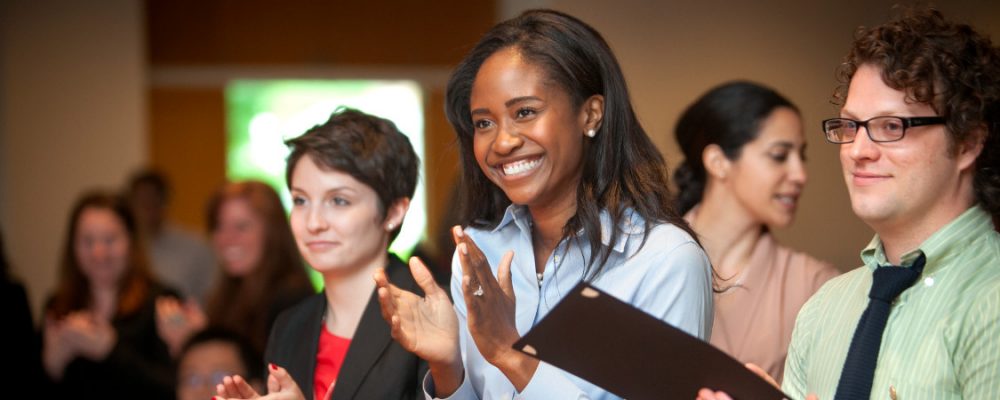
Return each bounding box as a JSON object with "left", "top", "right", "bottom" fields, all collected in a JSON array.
[
  {"left": 44, "top": 283, "right": 179, "bottom": 400},
  {"left": 265, "top": 255, "right": 428, "bottom": 400}
]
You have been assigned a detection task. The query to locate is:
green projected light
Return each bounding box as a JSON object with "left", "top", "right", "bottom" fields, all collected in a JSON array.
[{"left": 225, "top": 79, "right": 427, "bottom": 288}]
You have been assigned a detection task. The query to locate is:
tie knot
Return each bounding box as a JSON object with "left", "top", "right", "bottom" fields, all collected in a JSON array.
[{"left": 869, "top": 253, "right": 926, "bottom": 302}]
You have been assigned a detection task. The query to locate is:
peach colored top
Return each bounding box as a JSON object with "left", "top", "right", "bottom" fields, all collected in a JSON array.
[{"left": 708, "top": 232, "right": 838, "bottom": 383}]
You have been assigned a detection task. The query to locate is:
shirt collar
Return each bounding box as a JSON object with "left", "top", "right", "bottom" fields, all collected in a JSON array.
[
  {"left": 493, "top": 204, "right": 643, "bottom": 254},
  {"left": 860, "top": 205, "right": 994, "bottom": 274}
]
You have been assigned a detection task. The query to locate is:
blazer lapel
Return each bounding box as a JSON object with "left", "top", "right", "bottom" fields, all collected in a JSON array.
[
  {"left": 328, "top": 257, "right": 407, "bottom": 400},
  {"left": 295, "top": 296, "right": 325, "bottom": 400}
]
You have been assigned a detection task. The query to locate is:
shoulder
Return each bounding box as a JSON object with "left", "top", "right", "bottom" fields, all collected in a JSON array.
[
  {"left": 628, "top": 221, "right": 707, "bottom": 269},
  {"left": 797, "top": 266, "right": 867, "bottom": 316},
  {"left": 271, "top": 293, "right": 324, "bottom": 335},
  {"left": 772, "top": 240, "right": 841, "bottom": 288}
]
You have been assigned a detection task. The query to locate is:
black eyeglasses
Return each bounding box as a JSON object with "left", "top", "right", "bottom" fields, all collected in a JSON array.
[{"left": 821, "top": 116, "right": 945, "bottom": 143}]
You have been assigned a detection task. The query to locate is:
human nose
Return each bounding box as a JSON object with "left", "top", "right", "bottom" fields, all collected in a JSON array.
[
  {"left": 788, "top": 154, "right": 808, "bottom": 186},
  {"left": 305, "top": 205, "right": 328, "bottom": 233},
  {"left": 491, "top": 122, "right": 523, "bottom": 155},
  {"left": 845, "top": 124, "right": 880, "bottom": 162}
]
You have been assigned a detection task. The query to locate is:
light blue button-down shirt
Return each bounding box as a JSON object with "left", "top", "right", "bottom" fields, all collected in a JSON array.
[{"left": 425, "top": 204, "right": 714, "bottom": 399}]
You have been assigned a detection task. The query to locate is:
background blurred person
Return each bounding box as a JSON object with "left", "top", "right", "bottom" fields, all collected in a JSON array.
[
  {"left": 42, "top": 190, "right": 177, "bottom": 399},
  {"left": 127, "top": 169, "right": 215, "bottom": 303},
  {"left": 673, "top": 81, "right": 839, "bottom": 382},
  {"left": 156, "top": 180, "right": 315, "bottom": 357},
  {"left": 176, "top": 328, "right": 263, "bottom": 400},
  {"left": 2, "top": 229, "right": 46, "bottom": 391}
]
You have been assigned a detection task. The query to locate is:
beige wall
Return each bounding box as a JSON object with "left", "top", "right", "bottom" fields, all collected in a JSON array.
[
  {"left": 0, "top": 0, "right": 146, "bottom": 319},
  {"left": 516, "top": 0, "right": 1000, "bottom": 271},
  {"left": 1, "top": 0, "right": 997, "bottom": 321}
]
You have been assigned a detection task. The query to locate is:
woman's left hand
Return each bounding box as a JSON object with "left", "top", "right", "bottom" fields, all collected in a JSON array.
[
  {"left": 215, "top": 363, "right": 304, "bottom": 400},
  {"left": 453, "top": 226, "right": 537, "bottom": 388},
  {"left": 61, "top": 311, "right": 117, "bottom": 361}
]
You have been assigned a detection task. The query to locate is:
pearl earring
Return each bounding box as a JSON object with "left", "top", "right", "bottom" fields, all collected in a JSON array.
[
  {"left": 586, "top": 129, "right": 596, "bottom": 138},
  {"left": 387, "top": 223, "right": 395, "bottom": 230}
]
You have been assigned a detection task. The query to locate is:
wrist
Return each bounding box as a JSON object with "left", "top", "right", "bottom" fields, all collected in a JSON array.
[
  {"left": 428, "top": 354, "right": 464, "bottom": 398},
  {"left": 494, "top": 349, "right": 539, "bottom": 392}
]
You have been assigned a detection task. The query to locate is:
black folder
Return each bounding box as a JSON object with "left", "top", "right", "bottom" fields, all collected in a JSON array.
[{"left": 512, "top": 282, "right": 792, "bottom": 400}]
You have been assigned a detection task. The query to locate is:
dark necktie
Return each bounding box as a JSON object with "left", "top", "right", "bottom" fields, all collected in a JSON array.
[{"left": 834, "top": 253, "right": 926, "bottom": 400}]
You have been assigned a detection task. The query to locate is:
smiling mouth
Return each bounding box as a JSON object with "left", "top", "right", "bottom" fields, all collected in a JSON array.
[
  {"left": 500, "top": 157, "right": 542, "bottom": 176},
  {"left": 775, "top": 194, "right": 798, "bottom": 207}
]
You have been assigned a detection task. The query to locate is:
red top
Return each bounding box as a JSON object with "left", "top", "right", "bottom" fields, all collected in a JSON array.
[{"left": 314, "top": 327, "right": 352, "bottom": 400}]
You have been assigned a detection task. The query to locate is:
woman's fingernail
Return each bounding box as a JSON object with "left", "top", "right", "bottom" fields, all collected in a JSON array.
[{"left": 269, "top": 362, "right": 277, "bottom": 370}]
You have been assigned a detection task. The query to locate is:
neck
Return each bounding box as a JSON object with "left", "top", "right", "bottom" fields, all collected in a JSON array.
[
  {"left": 321, "top": 252, "right": 386, "bottom": 337},
  {"left": 873, "top": 182, "right": 976, "bottom": 265},
  {"left": 90, "top": 284, "right": 117, "bottom": 320},
  {"left": 528, "top": 197, "right": 577, "bottom": 274},
  {"left": 690, "top": 186, "right": 766, "bottom": 279}
]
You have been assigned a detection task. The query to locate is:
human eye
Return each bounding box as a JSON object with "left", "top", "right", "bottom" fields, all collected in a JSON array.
[
  {"left": 769, "top": 151, "right": 789, "bottom": 163},
  {"left": 331, "top": 197, "right": 350, "bottom": 206},
  {"left": 291, "top": 195, "right": 306, "bottom": 207},
  {"left": 880, "top": 118, "right": 904, "bottom": 132},
  {"left": 473, "top": 119, "right": 494, "bottom": 131},
  {"left": 515, "top": 107, "right": 537, "bottom": 119}
]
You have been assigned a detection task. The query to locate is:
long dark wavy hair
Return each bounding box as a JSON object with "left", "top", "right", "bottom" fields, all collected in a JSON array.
[
  {"left": 445, "top": 9, "right": 697, "bottom": 279},
  {"left": 48, "top": 191, "right": 155, "bottom": 318},
  {"left": 673, "top": 81, "right": 798, "bottom": 215},
  {"left": 835, "top": 8, "right": 1000, "bottom": 218}
]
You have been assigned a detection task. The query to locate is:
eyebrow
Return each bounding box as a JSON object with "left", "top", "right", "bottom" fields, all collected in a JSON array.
[
  {"left": 470, "top": 96, "right": 543, "bottom": 116},
  {"left": 289, "top": 186, "right": 357, "bottom": 196}
]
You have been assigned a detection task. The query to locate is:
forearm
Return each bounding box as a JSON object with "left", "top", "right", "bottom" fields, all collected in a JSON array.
[{"left": 42, "top": 347, "right": 69, "bottom": 381}]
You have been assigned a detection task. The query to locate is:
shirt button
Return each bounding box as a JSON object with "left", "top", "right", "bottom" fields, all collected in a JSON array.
[{"left": 924, "top": 277, "right": 935, "bottom": 287}]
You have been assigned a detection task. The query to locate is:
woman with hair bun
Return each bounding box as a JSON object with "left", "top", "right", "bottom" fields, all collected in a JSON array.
[{"left": 674, "top": 81, "right": 838, "bottom": 383}]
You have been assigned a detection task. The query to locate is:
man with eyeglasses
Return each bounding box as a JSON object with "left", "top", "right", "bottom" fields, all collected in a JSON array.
[{"left": 699, "top": 8, "right": 999, "bottom": 400}]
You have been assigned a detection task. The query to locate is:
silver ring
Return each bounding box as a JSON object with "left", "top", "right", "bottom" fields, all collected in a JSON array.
[{"left": 472, "top": 285, "right": 484, "bottom": 297}]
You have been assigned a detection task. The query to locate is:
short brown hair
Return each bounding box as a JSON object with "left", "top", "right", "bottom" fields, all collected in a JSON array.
[
  {"left": 835, "top": 8, "right": 1000, "bottom": 216},
  {"left": 285, "top": 107, "right": 419, "bottom": 242}
]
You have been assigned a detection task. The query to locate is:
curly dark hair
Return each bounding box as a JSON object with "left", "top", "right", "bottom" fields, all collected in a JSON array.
[{"left": 834, "top": 8, "right": 1000, "bottom": 216}]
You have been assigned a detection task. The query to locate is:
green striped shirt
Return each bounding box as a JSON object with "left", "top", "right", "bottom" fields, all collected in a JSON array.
[{"left": 783, "top": 206, "right": 1000, "bottom": 400}]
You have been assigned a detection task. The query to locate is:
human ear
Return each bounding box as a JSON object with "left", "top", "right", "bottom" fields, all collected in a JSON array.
[
  {"left": 384, "top": 197, "right": 411, "bottom": 232},
  {"left": 956, "top": 126, "right": 986, "bottom": 172},
  {"left": 702, "top": 144, "right": 731, "bottom": 180},
  {"left": 581, "top": 95, "right": 605, "bottom": 137}
]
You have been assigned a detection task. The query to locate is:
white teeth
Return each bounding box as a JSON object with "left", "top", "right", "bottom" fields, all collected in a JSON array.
[
  {"left": 775, "top": 195, "right": 796, "bottom": 206},
  {"left": 502, "top": 158, "right": 541, "bottom": 176}
]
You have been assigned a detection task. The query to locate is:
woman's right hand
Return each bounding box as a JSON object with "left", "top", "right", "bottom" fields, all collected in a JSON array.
[
  {"left": 374, "top": 256, "right": 463, "bottom": 395},
  {"left": 155, "top": 296, "right": 207, "bottom": 357},
  {"left": 42, "top": 315, "right": 74, "bottom": 380}
]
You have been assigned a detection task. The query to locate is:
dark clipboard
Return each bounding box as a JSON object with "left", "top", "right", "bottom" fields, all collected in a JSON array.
[{"left": 512, "top": 282, "right": 792, "bottom": 400}]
